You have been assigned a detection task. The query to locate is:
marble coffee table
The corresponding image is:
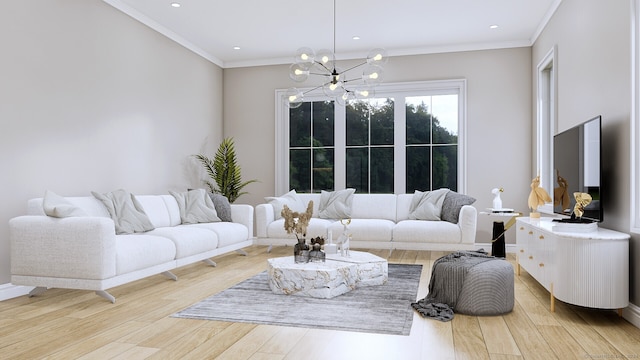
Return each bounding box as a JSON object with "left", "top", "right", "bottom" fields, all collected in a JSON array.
[{"left": 266, "top": 251, "right": 388, "bottom": 299}]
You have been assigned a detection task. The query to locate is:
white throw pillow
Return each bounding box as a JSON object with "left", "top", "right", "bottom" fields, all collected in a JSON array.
[
  {"left": 318, "top": 188, "right": 355, "bottom": 219},
  {"left": 42, "top": 190, "right": 88, "bottom": 218},
  {"left": 265, "top": 190, "right": 306, "bottom": 220},
  {"left": 169, "top": 189, "right": 221, "bottom": 224},
  {"left": 408, "top": 189, "right": 450, "bottom": 220},
  {"left": 92, "top": 189, "right": 155, "bottom": 234}
]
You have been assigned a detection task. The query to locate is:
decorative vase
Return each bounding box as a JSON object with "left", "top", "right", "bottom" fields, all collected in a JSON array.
[
  {"left": 294, "top": 238, "right": 310, "bottom": 263},
  {"left": 309, "top": 242, "right": 325, "bottom": 262}
]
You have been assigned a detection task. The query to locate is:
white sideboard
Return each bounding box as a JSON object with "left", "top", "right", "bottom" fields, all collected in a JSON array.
[{"left": 515, "top": 217, "right": 629, "bottom": 312}]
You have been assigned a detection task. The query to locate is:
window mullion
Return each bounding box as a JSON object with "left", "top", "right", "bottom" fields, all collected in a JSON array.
[
  {"left": 395, "top": 96, "right": 406, "bottom": 194},
  {"left": 334, "top": 102, "right": 346, "bottom": 190}
]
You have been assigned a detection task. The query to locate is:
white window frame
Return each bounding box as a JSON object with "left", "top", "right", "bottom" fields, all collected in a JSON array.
[
  {"left": 275, "top": 79, "right": 467, "bottom": 196},
  {"left": 536, "top": 46, "right": 557, "bottom": 215}
]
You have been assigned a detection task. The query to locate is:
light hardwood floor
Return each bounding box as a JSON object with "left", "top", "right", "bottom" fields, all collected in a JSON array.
[{"left": 1, "top": 245, "right": 639, "bottom": 360}]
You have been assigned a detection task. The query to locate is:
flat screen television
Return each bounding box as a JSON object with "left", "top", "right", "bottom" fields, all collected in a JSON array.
[{"left": 552, "top": 115, "right": 602, "bottom": 222}]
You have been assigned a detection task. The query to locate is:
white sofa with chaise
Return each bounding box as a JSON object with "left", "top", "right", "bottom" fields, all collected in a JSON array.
[
  {"left": 255, "top": 189, "right": 477, "bottom": 252},
  {"left": 9, "top": 190, "right": 253, "bottom": 303}
]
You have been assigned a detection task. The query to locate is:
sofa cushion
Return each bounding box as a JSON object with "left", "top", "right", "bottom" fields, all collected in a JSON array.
[
  {"left": 148, "top": 227, "right": 219, "bottom": 259},
  {"left": 441, "top": 191, "right": 476, "bottom": 224},
  {"left": 135, "top": 195, "right": 176, "bottom": 228},
  {"left": 266, "top": 218, "right": 333, "bottom": 240},
  {"left": 169, "top": 189, "right": 221, "bottom": 224},
  {"left": 393, "top": 220, "right": 461, "bottom": 243},
  {"left": 265, "top": 190, "right": 306, "bottom": 220},
  {"left": 91, "top": 189, "right": 155, "bottom": 234},
  {"left": 115, "top": 234, "right": 176, "bottom": 275},
  {"left": 350, "top": 194, "right": 397, "bottom": 221},
  {"left": 43, "top": 190, "right": 88, "bottom": 218},
  {"left": 409, "top": 189, "right": 449, "bottom": 220},
  {"left": 327, "top": 219, "right": 394, "bottom": 242},
  {"left": 209, "top": 193, "right": 232, "bottom": 222},
  {"left": 188, "top": 222, "right": 249, "bottom": 248},
  {"left": 318, "top": 188, "right": 355, "bottom": 219}
]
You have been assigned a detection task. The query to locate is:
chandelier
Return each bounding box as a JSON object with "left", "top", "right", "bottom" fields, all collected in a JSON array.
[{"left": 286, "top": 0, "right": 387, "bottom": 108}]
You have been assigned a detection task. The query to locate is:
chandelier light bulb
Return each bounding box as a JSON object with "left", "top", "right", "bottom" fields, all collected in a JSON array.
[
  {"left": 286, "top": 88, "right": 304, "bottom": 108},
  {"left": 367, "top": 48, "right": 388, "bottom": 65}
]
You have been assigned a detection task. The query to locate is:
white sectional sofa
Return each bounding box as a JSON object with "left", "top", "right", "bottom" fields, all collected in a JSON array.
[
  {"left": 256, "top": 189, "right": 477, "bottom": 252},
  {"left": 9, "top": 190, "right": 253, "bottom": 303}
]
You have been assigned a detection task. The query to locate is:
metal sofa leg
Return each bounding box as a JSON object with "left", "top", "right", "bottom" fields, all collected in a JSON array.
[
  {"left": 162, "top": 271, "right": 178, "bottom": 281},
  {"left": 267, "top": 244, "right": 273, "bottom": 253},
  {"left": 235, "top": 249, "right": 248, "bottom": 256},
  {"left": 203, "top": 259, "right": 217, "bottom": 267},
  {"left": 29, "top": 286, "right": 47, "bottom": 297},
  {"left": 95, "top": 290, "right": 116, "bottom": 303}
]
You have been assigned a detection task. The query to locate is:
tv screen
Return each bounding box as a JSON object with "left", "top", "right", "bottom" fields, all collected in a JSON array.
[{"left": 552, "top": 115, "right": 602, "bottom": 222}]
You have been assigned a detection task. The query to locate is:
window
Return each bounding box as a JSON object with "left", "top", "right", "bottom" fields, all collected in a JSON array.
[
  {"left": 536, "top": 46, "right": 556, "bottom": 216},
  {"left": 275, "top": 80, "right": 467, "bottom": 195}
]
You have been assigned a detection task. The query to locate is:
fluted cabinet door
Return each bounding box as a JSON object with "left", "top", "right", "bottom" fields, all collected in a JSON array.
[{"left": 515, "top": 217, "right": 629, "bottom": 310}]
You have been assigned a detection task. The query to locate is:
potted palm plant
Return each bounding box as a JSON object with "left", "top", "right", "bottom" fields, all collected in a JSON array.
[{"left": 194, "top": 137, "right": 257, "bottom": 203}]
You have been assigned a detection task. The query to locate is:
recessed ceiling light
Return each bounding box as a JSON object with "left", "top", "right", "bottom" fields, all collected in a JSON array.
[
  {"left": 170, "top": 2, "right": 181, "bottom": 8},
  {"left": 352, "top": 36, "right": 361, "bottom": 40},
  {"left": 489, "top": 24, "right": 499, "bottom": 29},
  {"left": 233, "top": 46, "right": 241, "bottom": 50}
]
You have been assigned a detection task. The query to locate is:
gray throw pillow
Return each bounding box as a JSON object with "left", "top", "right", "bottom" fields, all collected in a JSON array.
[
  {"left": 441, "top": 191, "right": 476, "bottom": 224},
  {"left": 318, "top": 188, "right": 355, "bottom": 219},
  {"left": 91, "top": 189, "right": 155, "bottom": 234},
  {"left": 408, "top": 189, "right": 449, "bottom": 220},
  {"left": 43, "top": 190, "right": 88, "bottom": 218},
  {"left": 209, "top": 193, "right": 232, "bottom": 222},
  {"left": 170, "top": 189, "right": 221, "bottom": 224}
]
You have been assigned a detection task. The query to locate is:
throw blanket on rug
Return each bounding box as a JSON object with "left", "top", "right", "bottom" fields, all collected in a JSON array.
[{"left": 411, "top": 250, "right": 494, "bottom": 321}]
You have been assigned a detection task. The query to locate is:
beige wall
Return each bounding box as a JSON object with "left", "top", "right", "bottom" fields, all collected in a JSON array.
[
  {"left": 0, "top": 0, "right": 224, "bottom": 285},
  {"left": 224, "top": 47, "right": 533, "bottom": 246},
  {"left": 532, "top": 0, "right": 635, "bottom": 303}
]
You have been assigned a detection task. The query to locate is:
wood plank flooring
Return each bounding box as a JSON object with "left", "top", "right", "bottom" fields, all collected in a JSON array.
[{"left": 0, "top": 245, "right": 639, "bottom": 359}]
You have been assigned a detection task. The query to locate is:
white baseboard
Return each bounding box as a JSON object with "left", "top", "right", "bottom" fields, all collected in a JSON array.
[
  {"left": 623, "top": 302, "right": 640, "bottom": 329},
  {"left": 0, "top": 283, "right": 33, "bottom": 301}
]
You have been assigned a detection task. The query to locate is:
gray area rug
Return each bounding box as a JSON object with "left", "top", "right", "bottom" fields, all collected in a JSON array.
[{"left": 172, "top": 263, "right": 422, "bottom": 336}]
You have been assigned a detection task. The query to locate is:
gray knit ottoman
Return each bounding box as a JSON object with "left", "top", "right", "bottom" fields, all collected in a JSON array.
[{"left": 455, "top": 259, "right": 514, "bottom": 315}]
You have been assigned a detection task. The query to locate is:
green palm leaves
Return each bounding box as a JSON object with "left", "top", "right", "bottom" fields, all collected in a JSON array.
[{"left": 194, "top": 138, "right": 257, "bottom": 203}]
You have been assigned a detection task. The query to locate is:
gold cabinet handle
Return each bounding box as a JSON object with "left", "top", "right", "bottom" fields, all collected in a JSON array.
[
  {"left": 519, "top": 249, "right": 524, "bottom": 253},
  {"left": 528, "top": 231, "right": 533, "bottom": 235},
  {"left": 539, "top": 235, "right": 544, "bottom": 240},
  {"left": 529, "top": 256, "right": 533, "bottom": 260},
  {"left": 539, "top": 263, "right": 544, "bottom": 267},
  {"left": 520, "top": 226, "right": 524, "bottom": 230}
]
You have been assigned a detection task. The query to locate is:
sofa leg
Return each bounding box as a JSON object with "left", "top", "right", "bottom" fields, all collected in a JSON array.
[
  {"left": 96, "top": 290, "right": 116, "bottom": 303},
  {"left": 162, "top": 271, "right": 178, "bottom": 281},
  {"left": 29, "top": 286, "right": 48, "bottom": 297},
  {"left": 235, "top": 249, "right": 248, "bottom": 256},
  {"left": 267, "top": 244, "right": 273, "bottom": 253},
  {"left": 387, "top": 247, "right": 394, "bottom": 259},
  {"left": 203, "top": 259, "right": 217, "bottom": 267}
]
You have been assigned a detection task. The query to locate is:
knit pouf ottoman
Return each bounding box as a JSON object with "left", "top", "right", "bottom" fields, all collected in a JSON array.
[{"left": 455, "top": 259, "right": 514, "bottom": 315}]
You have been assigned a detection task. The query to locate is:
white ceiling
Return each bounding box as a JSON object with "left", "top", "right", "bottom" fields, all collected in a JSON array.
[{"left": 104, "top": 0, "right": 562, "bottom": 69}]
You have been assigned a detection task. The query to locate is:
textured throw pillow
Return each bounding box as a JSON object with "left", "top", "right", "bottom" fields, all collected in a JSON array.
[
  {"left": 43, "top": 190, "right": 88, "bottom": 218},
  {"left": 408, "top": 189, "right": 450, "bottom": 220},
  {"left": 318, "top": 188, "right": 355, "bottom": 219},
  {"left": 170, "top": 189, "right": 221, "bottom": 224},
  {"left": 209, "top": 193, "right": 232, "bottom": 222},
  {"left": 441, "top": 191, "right": 477, "bottom": 224},
  {"left": 91, "top": 189, "right": 155, "bottom": 234},
  {"left": 265, "top": 190, "right": 306, "bottom": 220}
]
